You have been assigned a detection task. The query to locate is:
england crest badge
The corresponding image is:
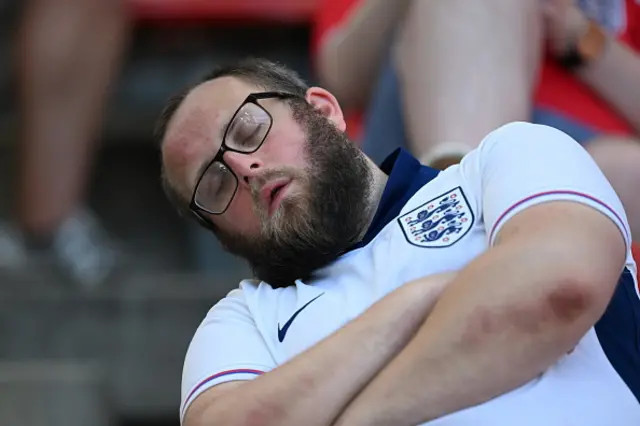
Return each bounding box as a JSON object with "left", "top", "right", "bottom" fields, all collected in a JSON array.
[{"left": 398, "top": 187, "right": 474, "bottom": 248}]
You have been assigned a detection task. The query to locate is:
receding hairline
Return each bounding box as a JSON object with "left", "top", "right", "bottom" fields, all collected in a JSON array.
[
  {"left": 157, "top": 56, "right": 310, "bottom": 150},
  {"left": 158, "top": 75, "right": 277, "bottom": 150}
]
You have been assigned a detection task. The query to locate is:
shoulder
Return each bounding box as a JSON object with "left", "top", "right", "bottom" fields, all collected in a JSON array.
[
  {"left": 477, "top": 121, "right": 569, "bottom": 150},
  {"left": 465, "top": 121, "right": 587, "bottom": 170},
  {"left": 198, "top": 280, "right": 280, "bottom": 324}
]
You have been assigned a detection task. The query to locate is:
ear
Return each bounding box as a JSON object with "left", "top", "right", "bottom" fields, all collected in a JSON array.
[{"left": 305, "top": 86, "right": 347, "bottom": 132}]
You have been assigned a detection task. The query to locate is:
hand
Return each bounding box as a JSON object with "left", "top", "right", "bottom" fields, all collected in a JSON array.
[{"left": 542, "top": 0, "right": 590, "bottom": 56}]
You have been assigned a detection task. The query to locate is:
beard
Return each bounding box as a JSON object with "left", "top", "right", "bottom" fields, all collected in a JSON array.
[{"left": 215, "top": 103, "right": 374, "bottom": 288}]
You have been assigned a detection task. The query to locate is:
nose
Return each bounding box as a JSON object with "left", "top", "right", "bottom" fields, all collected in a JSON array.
[{"left": 223, "top": 151, "right": 263, "bottom": 186}]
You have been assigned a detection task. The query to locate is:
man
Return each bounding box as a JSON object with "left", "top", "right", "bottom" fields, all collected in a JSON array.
[{"left": 157, "top": 58, "right": 640, "bottom": 425}]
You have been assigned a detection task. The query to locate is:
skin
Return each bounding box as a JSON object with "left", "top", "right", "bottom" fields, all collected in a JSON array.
[
  {"left": 170, "top": 91, "right": 629, "bottom": 425},
  {"left": 542, "top": 0, "right": 640, "bottom": 239},
  {"left": 161, "top": 76, "right": 387, "bottom": 261}
]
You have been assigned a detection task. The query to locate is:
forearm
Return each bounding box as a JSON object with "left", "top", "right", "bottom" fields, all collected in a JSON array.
[
  {"left": 577, "top": 37, "right": 640, "bottom": 133},
  {"left": 317, "top": 0, "right": 410, "bottom": 111},
  {"left": 336, "top": 224, "right": 615, "bottom": 425},
  {"left": 198, "top": 274, "right": 453, "bottom": 426}
]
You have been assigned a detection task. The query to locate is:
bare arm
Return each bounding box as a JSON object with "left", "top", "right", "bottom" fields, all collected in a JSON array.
[
  {"left": 334, "top": 201, "right": 626, "bottom": 426},
  {"left": 543, "top": 1, "right": 640, "bottom": 133},
  {"left": 333, "top": 121, "right": 630, "bottom": 425},
  {"left": 184, "top": 272, "right": 455, "bottom": 426},
  {"left": 316, "top": 0, "right": 411, "bottom": 112},
  {"left": 577, "top": 37, "right": 640, "bottom": 133}
]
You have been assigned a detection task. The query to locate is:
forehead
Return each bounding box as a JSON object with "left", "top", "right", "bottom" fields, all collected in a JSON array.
[{"left": 161, "top": 76, "right": 254, "bottom": 195}]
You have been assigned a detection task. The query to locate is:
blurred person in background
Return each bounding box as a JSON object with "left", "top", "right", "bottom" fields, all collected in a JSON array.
[
  {"left": 313, "top": 0, "right": 541, "bottom": 167},
  {"left": 536, "top": 0, "right": 640, "bottom": 239},
  {"left": 315, "top": 0, "right": 640, "bottom": 239},
  {"left": 312, "top": 0, "right": 408, "bottom": 145},
  {"left": 0, "top": 0, "right": 130, "bottom": 287}
]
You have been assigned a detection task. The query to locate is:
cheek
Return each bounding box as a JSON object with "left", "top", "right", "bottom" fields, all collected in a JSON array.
[
  {"left": 216, "top": 189, "right": 261, "bottom": 236},
  {"left": 263, "top": 128, "right": 307, "bottom": 167}
]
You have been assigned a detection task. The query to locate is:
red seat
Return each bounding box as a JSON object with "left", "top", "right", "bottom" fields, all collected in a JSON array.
[{"left": 131, "top": 0, "right": 319, "bottom": 23}]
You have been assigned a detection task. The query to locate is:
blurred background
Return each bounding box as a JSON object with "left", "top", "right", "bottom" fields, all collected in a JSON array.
[
  {"left": 0, "top": 0, "right": 638, "bottom": 425},
  {"left": 0, "top": 1, "right": 315, "bottom": 425}
]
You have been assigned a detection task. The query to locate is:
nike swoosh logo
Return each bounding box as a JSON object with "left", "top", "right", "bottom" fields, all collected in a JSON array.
[{"left": 277, "top": 293, "right": 324, "bottom": 342}]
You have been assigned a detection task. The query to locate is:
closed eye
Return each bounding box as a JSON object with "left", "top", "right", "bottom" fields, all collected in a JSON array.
[{"left": 236, "top": 126, "right": 262, "bottom": 147}]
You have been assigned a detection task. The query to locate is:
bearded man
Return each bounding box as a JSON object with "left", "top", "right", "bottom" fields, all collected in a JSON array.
[{"left": 157, "top": 58, "right": 639, "bottom": 426}]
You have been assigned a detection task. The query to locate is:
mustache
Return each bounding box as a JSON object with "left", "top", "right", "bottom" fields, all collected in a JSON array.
[{"left": 249, "top": 167, "right": 305, "bottom": 202}]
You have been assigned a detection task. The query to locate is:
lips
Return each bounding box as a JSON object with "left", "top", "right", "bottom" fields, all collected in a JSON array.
[{"left": 260, "top": 178, "right": 292, "bottom": 215}]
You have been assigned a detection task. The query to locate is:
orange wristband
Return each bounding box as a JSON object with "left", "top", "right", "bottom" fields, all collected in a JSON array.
[
  {"left": 558, "top": 20, "right": 608, "bottom": 70},
  {"left": 578, "top": 20, "right": 608, "bottom": 64}
]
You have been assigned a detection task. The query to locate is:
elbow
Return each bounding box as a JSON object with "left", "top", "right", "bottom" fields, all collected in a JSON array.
[
  {"left": 540, "top": 218, "right": 626, "bottom": 325},
  {"left": 465, "top": 271, "right": 611, "bottom": 345},
  {"left": 539, "top": 254, "right": 622, "bottom": 331},
  {"left": 541, "top": 273, "right": 605, "bottom": 327},
  {"left": 532, "top": 230, "right": 623, "bottom": 329}
]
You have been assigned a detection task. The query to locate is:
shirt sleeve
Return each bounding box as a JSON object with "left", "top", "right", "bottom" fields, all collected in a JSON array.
[
  {"left": 458, "top": 122, "right": 632, "bottom": 249},
  {"left": 179, "top": 288, "right": 276, "bottom": 424}
]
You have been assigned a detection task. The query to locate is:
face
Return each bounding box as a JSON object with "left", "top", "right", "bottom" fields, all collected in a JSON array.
[{"left": 162, "top": 77, "right": 374, "bottom": 287}]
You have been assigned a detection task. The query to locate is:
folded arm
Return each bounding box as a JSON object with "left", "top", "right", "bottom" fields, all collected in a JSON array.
[
  {"left": 183, "top": 272, "right": 455, "bottom": 426},
  {"left": 336, "top": 202, "right": 625, "bottom": 426},
  {"left": 334, "top": 122, "right": 630, "bottom": 425}
]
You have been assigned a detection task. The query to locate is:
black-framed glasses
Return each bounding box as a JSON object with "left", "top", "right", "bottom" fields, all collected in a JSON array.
[{"left": 189, "top": 91, "right": 300, "bottom": 228}]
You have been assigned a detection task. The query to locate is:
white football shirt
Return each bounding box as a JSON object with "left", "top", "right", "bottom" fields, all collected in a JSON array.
[{"left": 180, "top": 122, "right": 640, "bottom": 425}]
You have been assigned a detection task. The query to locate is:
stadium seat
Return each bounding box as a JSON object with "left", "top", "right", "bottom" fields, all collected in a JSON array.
[{"left": 131, "top": 0, "right": 319, "bottom": 23}]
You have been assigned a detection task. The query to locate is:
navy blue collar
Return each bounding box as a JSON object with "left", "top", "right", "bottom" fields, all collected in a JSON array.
[{"left": 352, "top": 149, "right": 440, "bottom": 249}]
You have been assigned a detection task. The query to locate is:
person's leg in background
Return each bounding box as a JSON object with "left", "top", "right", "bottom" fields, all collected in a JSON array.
[
  {"left": 0, "top": 0, "right": 130, "bottom": 287},
  {"left": 356, "top": 0, "right": 640, "bottom": 248},
  {"left": 394, "top": 0, "right": 543, "bottom": 169}
]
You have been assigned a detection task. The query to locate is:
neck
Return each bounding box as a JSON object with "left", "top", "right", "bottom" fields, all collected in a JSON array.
[{"left": 357, "top": 159, "right": 389, "bottom": 241}]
